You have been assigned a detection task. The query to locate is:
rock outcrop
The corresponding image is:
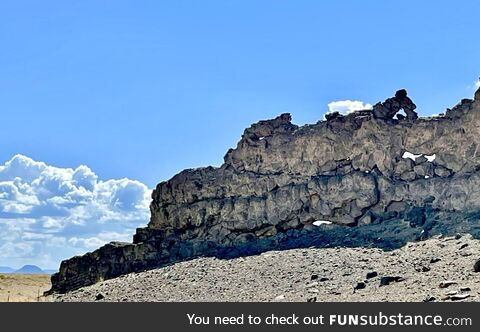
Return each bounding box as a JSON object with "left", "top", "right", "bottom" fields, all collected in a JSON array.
[
  {"left": 372, "top": 89, "right": 418, "bottom": 120},
  {"left": 48, "top": 87, "right": 480, "bottom": 294}
]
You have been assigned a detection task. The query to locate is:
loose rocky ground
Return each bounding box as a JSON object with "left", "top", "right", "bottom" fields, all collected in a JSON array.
[
  {"left": 0, "top": 274, "right": 52, "bottom": 302},
  {"left": 55, "top": 235, "right": 480, "bottom": 302}
]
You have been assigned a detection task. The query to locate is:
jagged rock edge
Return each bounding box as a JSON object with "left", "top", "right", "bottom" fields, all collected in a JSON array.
[{"left": 47, "top": 87, "right": 480, "bottom": 294}]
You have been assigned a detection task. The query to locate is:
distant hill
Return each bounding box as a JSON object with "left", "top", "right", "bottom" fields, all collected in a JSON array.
[
  {"left": 0, "top": 265, "right": 57, "bottom": 275},
  {"left": 14, "top": 265, "right": 45, "bottom": 274},
  {"left": 0, "top": 266, "right": 14, "bottom": 273}
]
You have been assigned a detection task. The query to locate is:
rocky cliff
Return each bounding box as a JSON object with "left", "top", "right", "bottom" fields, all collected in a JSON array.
[{"left": 48, "top": 87, "right": 480, "bottom": 294}]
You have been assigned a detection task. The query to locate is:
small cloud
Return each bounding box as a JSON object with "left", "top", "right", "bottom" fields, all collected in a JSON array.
[{"left": 326, "top": 100, "right": 372, "bottom": 117}]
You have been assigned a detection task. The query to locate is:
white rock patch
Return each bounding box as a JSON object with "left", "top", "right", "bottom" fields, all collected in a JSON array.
[
  {"left": 313, "top": 220, "right": 333, "bottom": 226},
  {"left": 425, "top": 154, "right": 436, "bottom": 162},
  {"left": 402, "top": 152, "right": 436, "bottom": 162},
  {"left": 402, "top": 151, "right": 422, "bottom": 161}
]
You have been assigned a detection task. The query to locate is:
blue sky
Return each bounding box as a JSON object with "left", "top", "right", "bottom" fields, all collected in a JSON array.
[{"left": 0, "top": 0, "right": 479, "bottom": 268}]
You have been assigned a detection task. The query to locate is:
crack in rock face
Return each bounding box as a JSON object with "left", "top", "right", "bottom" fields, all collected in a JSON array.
[{"left": 48, "top": 88, "right": 480, "bottom": 294}]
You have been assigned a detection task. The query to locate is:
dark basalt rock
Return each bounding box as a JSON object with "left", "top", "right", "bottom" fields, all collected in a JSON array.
[
  {"left": 380, "top": 276, "right": 404, "bottom": 286},
  {"left": 47, "top": 87, "right": 480, "bottom": 294},
  {"left": 474, "top": 259, "right": 480, "bottom": 272},
  {"left": 354, "top": 282, "right": 366, "bottom": 290},
  {"left": 372, "top": 89, "right": 418, "bottom": 120},
  {"left": 325, "top": 111, "right": 342, "bottom": 121}
]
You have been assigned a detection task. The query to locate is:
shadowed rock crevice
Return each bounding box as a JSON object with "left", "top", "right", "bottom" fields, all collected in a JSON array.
[{"left": 48, "top": 88, "right": 480, "bottom": 294}]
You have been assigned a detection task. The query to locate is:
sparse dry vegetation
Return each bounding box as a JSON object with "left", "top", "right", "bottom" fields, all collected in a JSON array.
[{"left": 0, "top": 274, "right": 52, "bottom": 302}]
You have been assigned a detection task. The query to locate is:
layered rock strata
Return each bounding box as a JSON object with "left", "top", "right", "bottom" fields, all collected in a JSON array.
[{"left": 48, "top": 88, "right": 480, "bottom": 294}]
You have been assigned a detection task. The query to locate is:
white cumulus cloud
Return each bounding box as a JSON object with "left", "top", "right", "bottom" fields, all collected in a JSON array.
[
  {"left": 326, "top": 100, "right": 373, "bottom": 118},
  {"left": 0, "top": 154, "right": 151, "bottom": 269}
]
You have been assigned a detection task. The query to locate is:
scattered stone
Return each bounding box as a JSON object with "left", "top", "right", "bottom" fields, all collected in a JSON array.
[
  {"left": 354, "top": 282, "right": 366, "bottom": 290},
  {"left": 460, "top": 287, "right": 471, "bottom": 292},
  {"left": 450, "top": 294, "right": 470, "bottom": 301},
  {"left": 474, "top": 259, "right": 480, "bottom": 272},
  {"left": 366, "top": 271, "right": 378, "bottom": 279},
  {"left": 423, "top": 296, "right": 436, "bottom": 302},
  {"left": 274, "top": 294, "right": 285, "bottom": 301},
  {"left": 459, "top": 243, "right": 468, "bottom": 249},
  {"left": 307, "top": 297, "right": 317, "bottom": 302},
  {"left": 430, "top": 258, "right": 441, "bottom": 264},
  {"left": 95, "top": 293, "right": 104, "bottom": 301},
  {"left": 310, "top": 274, "right": 318, "bottom": 280},
  {"left": 414, "top": 264, "right": 430, "bottom": 272},
  {"left": 439, "top": 281, "right": 457, "bottom": 288},
  {"left": 319, "top": 277, "right": 329, "bottom": 282},
  {"left": 380, "top": 276, "right": 404, "bottom": 286}
]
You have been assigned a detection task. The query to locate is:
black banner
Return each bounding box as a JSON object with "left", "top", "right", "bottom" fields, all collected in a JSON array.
[{"left": 0, "top": 302, "right": 477, "bottom": 331}]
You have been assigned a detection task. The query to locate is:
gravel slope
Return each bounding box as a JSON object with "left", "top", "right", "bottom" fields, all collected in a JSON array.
[{"left": 55, "top": 234, "right": 480, "bottom": 302}]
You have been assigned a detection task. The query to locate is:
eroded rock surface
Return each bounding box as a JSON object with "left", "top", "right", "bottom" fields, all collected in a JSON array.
[{"left": 48, "top": 88, "right": 480, "bottom": 294}]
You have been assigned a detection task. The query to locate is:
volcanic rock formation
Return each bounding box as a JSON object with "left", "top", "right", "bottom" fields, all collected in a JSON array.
[
  {"left": 48, "top": 87, "right": 480, "bottom": 294},
  {"left": 372, "top": 89, "right": 418, "bottom": 121}
]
